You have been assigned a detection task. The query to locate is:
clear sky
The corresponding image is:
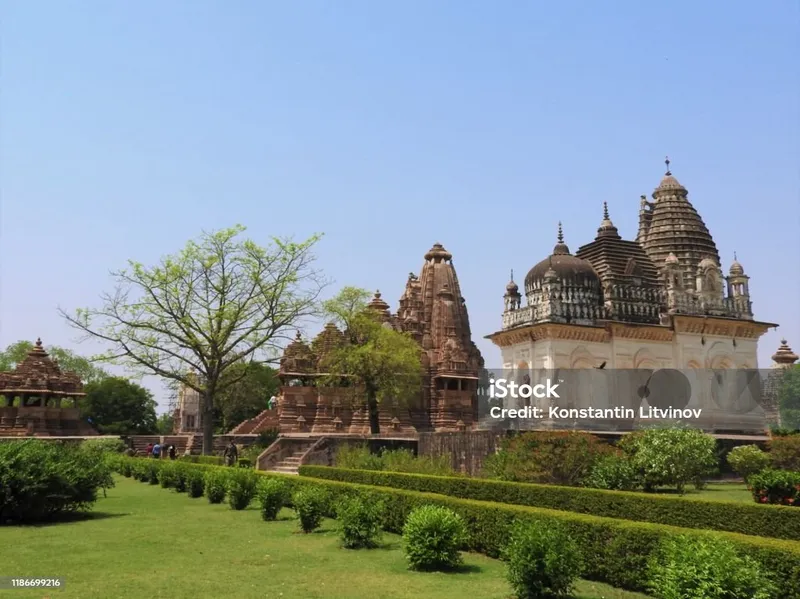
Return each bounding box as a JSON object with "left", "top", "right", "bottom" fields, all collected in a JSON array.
[{"left": 2, "top": 1, "right": 798, "bottom": 412}]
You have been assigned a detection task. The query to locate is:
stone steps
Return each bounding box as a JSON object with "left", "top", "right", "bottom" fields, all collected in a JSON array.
[{"left": 265, "top": 442, "right": 314, "bottom": 474}]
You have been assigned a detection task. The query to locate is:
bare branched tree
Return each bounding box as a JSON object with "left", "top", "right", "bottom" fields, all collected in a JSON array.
[{"left": 60, "top": 225, "right": 327, "bottom": 454}]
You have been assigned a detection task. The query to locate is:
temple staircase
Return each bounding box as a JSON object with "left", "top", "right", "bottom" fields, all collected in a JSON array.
[{"left": 257, "top": 438, "right": 319, "bottom": 475}]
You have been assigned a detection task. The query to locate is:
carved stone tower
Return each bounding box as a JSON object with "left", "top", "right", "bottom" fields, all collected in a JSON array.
[{"left": 637, "top": 158, "right": 721, "bottom": 289}]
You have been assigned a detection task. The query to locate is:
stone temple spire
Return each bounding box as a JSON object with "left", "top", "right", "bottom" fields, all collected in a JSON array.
[
  {"left": 636, "top": 158, "right": 720, "bottom": 288},
  {"left": 553, "top": 222, "right": 570, "bottom": 255},
  {"left": 597, "top": 201, "right": 620, "bottom": 238},
  {"left": 772, "top": 339, "right": 799, "bottom": 367}
]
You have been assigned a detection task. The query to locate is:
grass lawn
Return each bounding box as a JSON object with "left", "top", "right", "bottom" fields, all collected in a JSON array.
[
  {"left": 0, "top": 476, "right": 651, "bottom": 599},
  {"left": 651, "top": 482, "right": 752, "bottom": 503}
]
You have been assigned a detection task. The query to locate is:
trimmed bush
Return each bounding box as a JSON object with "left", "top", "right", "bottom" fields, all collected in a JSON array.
[
  {"left": 336, "top": 496, "right": 383, "bottom": 549},
  {"left": 402, "top": 505, "right": 466, "bottom": 571},
  {"left": 293, "top": 487, "right": 326, "bottom": 533},
  {"left": 484, "top": 431, "right": 615, "bottom": 486},
  {"left": 619, "top": 427, "right": 718, "bottom": 493},
  {"left": 503, "top": 520, "right": 582, "bottom": 599},
  {"left": 173, "top": 463, "right": 188, "bottom": 492},
  {"left": 113, "top": 458, "right": 800, "bottom": 597},
  {"left": 157, "top": 462, "right": 178, "bottom": 488},
  {"left": 728, "top": 445, "right": 770, "bottom": 482},
  {"left": 186, "top": 468, "right": 205, "bottom": 498},
  {"left": 258, "top": 478, "right": 290, "bottom": 521},
  {"left": 0, "top": 440, "right": 110, "bottom": 523},
  {"left": 204, "top": 469, "right": 228, "bottom": 504},
  {"left": 300, "top": 466, "right": 800, "bottom": 542},
  {"left": 648, "top": 535, "right": 776, "bottom": 599},
  {"left": 227, "top": 469, "right": 258, "bottom": 510},
  {"left": 585, "top": 454, "right": 641, "bottom": 491},
  {"left": 145, "top": 460, "right": 161, "bottom": 485},
  {"left": 180, "top": 455, "right": 224, "bottom": 466}
]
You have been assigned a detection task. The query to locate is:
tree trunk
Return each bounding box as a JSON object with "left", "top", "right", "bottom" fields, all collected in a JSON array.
[
  {"left": 202, "top": 390, "right": 215, "bottom": 455},
  {"left": 367, "top": 388, "right": 380, "bottom": 435}
]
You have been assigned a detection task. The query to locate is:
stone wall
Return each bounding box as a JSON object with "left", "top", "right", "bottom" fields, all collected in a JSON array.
[{"left": 418, "top": 430, "right": 509, "bottom": 475}]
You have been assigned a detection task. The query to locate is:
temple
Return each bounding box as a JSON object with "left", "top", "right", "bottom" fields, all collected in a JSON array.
[
  {"left": 0, "top": 339, "right": 96, "bottom": 436},
  {"left": 276, "top": 243, "right": 484, "bottom": 435},
  {"left": 487, "top": 159, "right": 781, "bottom": 431}
]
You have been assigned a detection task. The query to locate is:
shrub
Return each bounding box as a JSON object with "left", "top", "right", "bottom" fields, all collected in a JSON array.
[
  {"left": 0, "top": 440, "right": 109, "bottom": 523},
  {"left": 584, "top": 454, "right": 641, "bottom": 491},
  {"left": 619, "top": 427, "right": 718, "bottom": 493},
  {"left": 180, "top": 455, "right": 223, "bottom": 466},
  {"left": 173, "top": 463, "right": 188, "bottom": 492},
  {"left": 336, "top": 496, "right": 383, "bottom": 549},
  {"left": 79, "top": 438, "right": 127, "bottom": 455},
  {"left": 335, "top": 444, "right": 384, "bottom": 471},
  {"left": 483, "top": 432, "right": 615, "bottom": 486},
  {"left": 648, "top": 535, "right": 776, "bottom": 599},
  {"left": 293, "top": 487, "right": 326, "bottom": 533},
  {"left": 301, "top": 465, "right": 800, "bottom": 542},
  {"left": 157, "top": 462, "right": 179, "bottom": 488},
  {"left": 770, "top": 435, "right": 800, "bottom": 471},
  {"left": 186, "top": 468, "right": 205, "bottom": 498},
  {"left": 381, "top": 448, "right": 454, "bottom": 476},
  {"left": 258, "top": 478, "right": 290, "bottom": 521},
  {"left": 402, "top": 505, "right": 466, "bottom": 571},
  {"left": 727, "top": 445, "right": 770, "bottom": 482},
  {"left": 120, "top": 460, "right": 133, "bottom": 477},
  {"left": 204, "top": 469, "right": 228, "bottom": 503},
  {"left": 227, "top": 468, "right": 258, "bottom": 510},
  {"left": 503, "top": 520, "right": 582, "bottom": 599},
  {"left": 749, "top": 469, "right": 800, "bottom": 505},
  {"left": 145, "top": 460, "right": 161, "bottom": 485}
]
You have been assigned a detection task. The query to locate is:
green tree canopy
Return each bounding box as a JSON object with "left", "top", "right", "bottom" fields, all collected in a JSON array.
[
  {"left": 319, "top": 286, "right": 423, "bottom": 434},
  {"left": 779, "top": 365, "right": 800, "bottom": 430},
  {"left": 155, "top": 412, "right": 175, "bottom": 435},
  {"left": 214, "top": 361, "right": 279, "bottom": 432},
  {"left": 0, "top": 340, "right": 108, "bottom": 383},
  {"left": 81, "top": 376, "right": 158, "bottom": 435},
  {"left": 61, "top": 225, "right": 326, "bottom": 454}
]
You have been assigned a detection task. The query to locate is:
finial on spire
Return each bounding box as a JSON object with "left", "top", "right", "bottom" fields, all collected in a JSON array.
[
  {"left": 510, "top": 269, "right": 514, "bottom": 281},
  {"left": 603, "top": 202, "right": 609, "bottom": 220},
  {"left": 734, "top": 251, "right": 738, "bottom": 261},
  {"left": 557, "top": 221, "right": 564, "bottom": 243},
  {"left": 665, "top": 156, "right": 671, "bottom": 175}
]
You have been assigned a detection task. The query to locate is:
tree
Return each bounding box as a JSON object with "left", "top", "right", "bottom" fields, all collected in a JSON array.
[
  {"left": 214, "top": 362, "right": 279, "bottom": 432},
  {"left": 319, "top": 286, "right": 423, "bottom": 434},
  {"left": 61, "top": 225, "right": 325, "bottom": 454},
  {"left": 156, "top": 412, "right": 175, "bottom": 434},
  {"left": 779, "top": 365, "right": 800, "bottom": 430},
  {"left": 0, "top": 340, "right": 108, "bottom": 384},
  {"left": 81, "top": 376, "right": 158, "bottom": 435}
]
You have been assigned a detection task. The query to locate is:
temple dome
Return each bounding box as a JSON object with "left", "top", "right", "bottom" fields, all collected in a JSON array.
[
  {"left": 729, "top": 253, "right": 745, "bottom": 276},
  {"left": 524, "top": 223, "right": 600, "bottom": 291}
]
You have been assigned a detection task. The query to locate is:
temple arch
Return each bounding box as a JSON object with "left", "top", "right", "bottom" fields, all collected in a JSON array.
[
  {"left": 633, "top": 348, "right": 657, "bottom": 369},
  {"left": 570, "top": 347, "right": 595, "bottom": 369}
]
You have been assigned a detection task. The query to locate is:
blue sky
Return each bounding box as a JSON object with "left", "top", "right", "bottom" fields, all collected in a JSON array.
[{"left": 2, "top": 1, "right": 798, "bottom": 412}]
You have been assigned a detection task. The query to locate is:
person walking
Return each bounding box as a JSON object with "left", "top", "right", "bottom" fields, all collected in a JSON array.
[
  {"left": 168, "top": 444, "right": 176, "bottom": 460},
  {"left": 223, "top": 441, "right": 238, "bottom": 466},
  {"left": 152, "top": 442, "right": 161, "bottom": 459},
  {"left": 146, "top": 443, "right": 154, "bottom": 457}
]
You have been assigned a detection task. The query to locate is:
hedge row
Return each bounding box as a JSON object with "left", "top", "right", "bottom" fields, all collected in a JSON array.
[
  {"left": 118, "top": 457, "right": 800, "bottom": 597},
  {"left": 298, "top": 466, "right": 800, "bottom": 542}
]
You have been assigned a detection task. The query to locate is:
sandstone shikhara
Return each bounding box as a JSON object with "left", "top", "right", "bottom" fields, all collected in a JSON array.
[{"left": 276, "top": 243, "right": 485, "bottom": 434}]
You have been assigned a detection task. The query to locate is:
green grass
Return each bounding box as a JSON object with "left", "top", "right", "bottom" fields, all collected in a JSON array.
[
  {"left": 652, "top": 482, "right": 753, "bottom": 503},
  {"left": 0, "top": 476, "right": 650, "bottom": 599}
]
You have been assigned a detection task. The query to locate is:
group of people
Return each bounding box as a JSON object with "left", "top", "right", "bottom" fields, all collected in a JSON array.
[
  {"left": 146, "top": 442, "right": 177, "bottom": 460},
  {"left": 143, "top": 440, "right": 239, "bottom": 465}
]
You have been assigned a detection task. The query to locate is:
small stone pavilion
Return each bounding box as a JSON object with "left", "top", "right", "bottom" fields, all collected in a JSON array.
[{"left": 0, "top": 339, "right": 96, "bottom": 436}]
